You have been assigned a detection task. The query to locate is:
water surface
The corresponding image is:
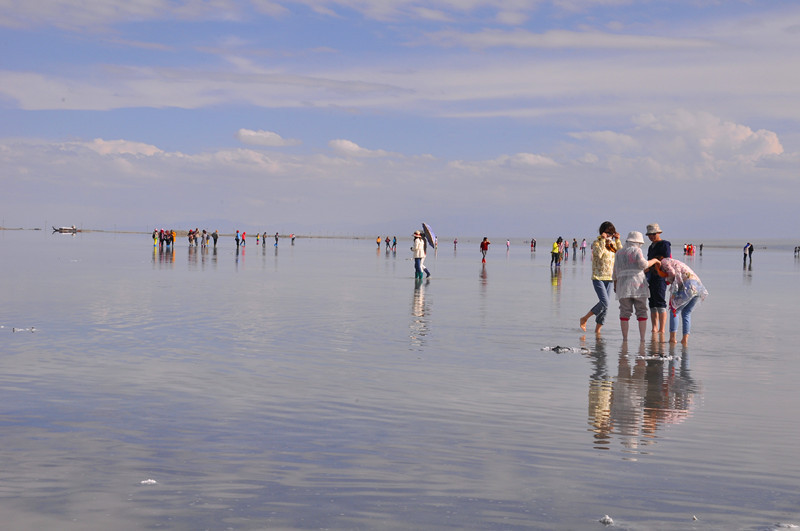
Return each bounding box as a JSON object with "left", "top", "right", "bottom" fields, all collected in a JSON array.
[{"left": 1, "top": 231, "right": 799, "bottom": 530}]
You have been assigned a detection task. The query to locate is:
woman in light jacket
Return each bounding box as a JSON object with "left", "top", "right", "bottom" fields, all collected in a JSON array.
[{"left": 580, "top": 221, "right": 622, "bottom": 334}]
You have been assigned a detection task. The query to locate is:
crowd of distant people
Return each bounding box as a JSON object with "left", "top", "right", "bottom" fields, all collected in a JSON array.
[{"left": 154, "top": 229, "right": 296, "bottom": 249}]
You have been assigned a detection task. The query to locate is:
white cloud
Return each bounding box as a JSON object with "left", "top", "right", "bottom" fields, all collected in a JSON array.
[
  {"left": 570, "top": 110, "right": 784, "bottom": 179},
  {"left": 328, "top": 139, "right": 392, "bottom": 157},
  {"left": 633, "top": 110, "right": 784, "bottom": 164},
  {"left": 236, "top": 129, "right": 302, "bottom": 147},
  {"left": 84, "top": 138, "right": 164, "bottom": 156}
]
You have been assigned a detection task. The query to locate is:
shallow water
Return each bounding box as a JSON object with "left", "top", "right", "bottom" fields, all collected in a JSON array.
[{"left": 1, "top": 231, "right": 799, "bottom": 530}]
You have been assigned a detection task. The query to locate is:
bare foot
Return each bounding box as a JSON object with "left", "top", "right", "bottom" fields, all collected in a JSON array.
[
  {"left": 669, "top": 332, "right": 678, "bottom": 344},
  {"left": 681, "top": 334, "right": 689, "bottom": 346},
  {"left": 595, "top": 324, "right": 603, "bottom": 335},
  {"left": 579, "top": 316, "right": 588, "bottom": 331}
]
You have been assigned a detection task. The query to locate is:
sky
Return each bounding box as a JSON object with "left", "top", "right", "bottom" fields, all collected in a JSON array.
[{"left": 2, "top": 0, "right": 799, "bottom": 240}]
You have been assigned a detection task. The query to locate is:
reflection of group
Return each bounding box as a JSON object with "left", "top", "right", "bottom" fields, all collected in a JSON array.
[
  {"left": 580, "top": 221, "right": 707, "bottom": 346},
  {"left": 588, "top": 341, "right": 698, "bottom": 452}
]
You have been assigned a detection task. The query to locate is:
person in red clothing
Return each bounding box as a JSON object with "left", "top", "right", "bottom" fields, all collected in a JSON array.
[{"left": 480, "top": 237, "right": 491, "bottom": 262}]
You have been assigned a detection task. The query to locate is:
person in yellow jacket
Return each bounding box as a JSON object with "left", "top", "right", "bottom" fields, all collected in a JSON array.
[
  {"left": 579, "top": 221, "right": 621, "bottom": 334},
  {"left": 550, "top": 237, "right": 562, "bottom": 266}
]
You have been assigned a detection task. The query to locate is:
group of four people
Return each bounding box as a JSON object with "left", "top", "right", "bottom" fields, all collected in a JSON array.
[{"left": 579, "top": 221, "right": 707, "bottom": 345}]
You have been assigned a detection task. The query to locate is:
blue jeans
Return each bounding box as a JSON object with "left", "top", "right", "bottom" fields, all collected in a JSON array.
[
  {"left": 591, "top": 279, "right": 613, "bottom": 325},
  {"left": 670, "top": 296, "right": 699, "bottom": 335},
  {"left": 414, "top": 258, "right": 423, "bottom": 278}
]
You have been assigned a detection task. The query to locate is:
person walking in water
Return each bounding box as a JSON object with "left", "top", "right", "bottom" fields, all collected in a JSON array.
[
  {"left": 551, "top": 237, "right": 562, "bottom": 266},
  {"left": 212, "top": 230, "right": 218, "bottom": 247},
  {"left": 412, "top": 230, "right": 427, "bottom": 279},
  {"left": 579, "top": 221, "right": 621, "bottom": 335},
  {"left": 275, "top": 232, "right": 279, "bottom": 247},
  {"left": 580, "top": 238, "right": 587, "bottom": 256},
  {"left": 614, "top": 231, "right": 660, "bottom": 342},
  {"left": 235, "top": 230, "right": 240, "bottom": 247},
  {"left": 645, "top": 223, "right": 671, "bottom": 337},
  {"left": 480, "top": 237, "right": 491, "bottom": 262}
]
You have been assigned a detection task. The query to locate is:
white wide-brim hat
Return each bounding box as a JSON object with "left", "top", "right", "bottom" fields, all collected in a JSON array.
[{"left": 626, "top": 231, "right": 645, "bottom": 244}]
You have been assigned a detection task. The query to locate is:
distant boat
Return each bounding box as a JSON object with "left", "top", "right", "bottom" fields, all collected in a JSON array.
[{"left": 52, "top": 226, "right": 80, "bottom": 233}]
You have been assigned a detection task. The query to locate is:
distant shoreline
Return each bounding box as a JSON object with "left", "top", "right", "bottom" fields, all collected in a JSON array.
[{"left": 2, "top": 227, "right": 796, "bottom": 250}]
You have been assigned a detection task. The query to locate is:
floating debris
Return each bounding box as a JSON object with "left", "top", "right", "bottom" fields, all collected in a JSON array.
[
  {"left": 774, "top": 524, "right": 799, "bottom": 529},
  {"left": 140, "top": 479, "right": 158, "bottom": 485},
  {"left": 599, "top": 514, "right": 614, "bottom": 526},
  {"left": 541, "top": 346, "right": 591, "bottom": 354},
  {"left": 12, "top": 327, "right": 36, "bottom": 333},
  {"left": 636, "top": 355, "right": 679, "bottom": 361}
]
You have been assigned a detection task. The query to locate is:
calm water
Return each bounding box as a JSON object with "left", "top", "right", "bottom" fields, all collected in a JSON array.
[{"left": 1, "top": 231, "right": 799, "bottom": 530}]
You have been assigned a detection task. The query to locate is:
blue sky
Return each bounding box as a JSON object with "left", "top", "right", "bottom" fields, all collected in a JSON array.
[{"left": 2, "top": 0, "right": 799, "bottom": 239}]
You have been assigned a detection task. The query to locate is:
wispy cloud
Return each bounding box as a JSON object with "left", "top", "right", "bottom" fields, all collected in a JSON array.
[
  {"left": 421, "top": 28, "right": 714, "bottom": 50},
  {"left": 236, "top": 129, "right": 302, "bottom": 147},
  {"left": 329, "top": 139, "right": 394, "bottom": 157}
]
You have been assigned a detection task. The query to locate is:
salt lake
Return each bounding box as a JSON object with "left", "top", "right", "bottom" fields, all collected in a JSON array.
[{"left": 1, "top": 230, "right": 799, "bottom": 530}]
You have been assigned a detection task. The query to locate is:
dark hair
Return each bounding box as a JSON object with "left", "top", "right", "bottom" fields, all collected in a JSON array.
[{"left": 598, "top": 221, "right": 616, "bottom": 235}]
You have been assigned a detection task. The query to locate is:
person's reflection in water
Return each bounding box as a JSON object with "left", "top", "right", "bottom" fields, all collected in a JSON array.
[
  {"left": 550, "top": 266, "right": 562, "bottom": 307},
  {"left": 608, "top": 343, "right": 647, "bottom": 457},
  {"left": 409, "top": 278, "right": 430, "bottom": 351},
  {"left": 587, "top": 338, "right": 613, "bottom": 449},
  {"left": 188, "top": 245, "right": 198, "bottom": 269},
  {"left": 479, "top": 262, "right": 488, "bottom": 281},
  {"left": 235, "top": 244, "right": 244, "bottom": 270}
]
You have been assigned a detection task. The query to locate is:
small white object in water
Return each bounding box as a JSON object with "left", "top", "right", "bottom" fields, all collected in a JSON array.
[
  {"left": 140, "top": 479, "right": 158, "bottom": 485},
  {"left": 599, "top": 514, "right": 613, "bottom": 526},
  {"left": 12, "top": 327, "right": 36, "bottom": 333},
  {"left": 541, "top": 346, "right": 591, "bottom": 353},
  {"left": 636, "top": 355, "right": 678, "bottom": 361},
  {"left": 774, "top": 524, "right": 799, "bottom": 529}
]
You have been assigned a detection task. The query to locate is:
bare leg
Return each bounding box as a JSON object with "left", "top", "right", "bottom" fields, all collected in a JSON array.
[
  {"left": 650, "top": 309, "right": 659, "bottom": 334},
  {"left": 595, "top": 323, "right": 603, "bottom": 335},
  {"left": 638, "top": 319, "right": 647, "bottom": 342},
  {"left": 658, "top": 311, "right": 667, "bottom": 335},
  {"left": 579, "top": 311, "right": 593, "bottom": 331},
  {"left": 681, "top": 334, "right": 689, "bottom": 346},
  {"left": 620, "top": 319, "right": 628, "bottom": 341},
  {"left": 669, "top": 331, "right": 678, "bottom": 344}
]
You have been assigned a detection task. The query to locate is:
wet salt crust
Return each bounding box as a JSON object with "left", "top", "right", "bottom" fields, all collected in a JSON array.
[{"left": 1, "top": 230, "right": 799, "bottom": 530}]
